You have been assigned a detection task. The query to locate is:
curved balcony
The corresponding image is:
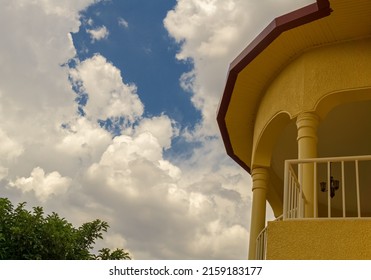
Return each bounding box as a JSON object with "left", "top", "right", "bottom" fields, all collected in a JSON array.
[{"left": 257, "top": 155, "right": 371, "bottom": 259}]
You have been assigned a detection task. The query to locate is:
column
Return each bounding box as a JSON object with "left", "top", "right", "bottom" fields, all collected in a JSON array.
[
  {"left": 296, "top": 112, "right": 319, "bottom": 217},
  {"left": 248, "top": 167, "right": 269, "bottom": 260}
]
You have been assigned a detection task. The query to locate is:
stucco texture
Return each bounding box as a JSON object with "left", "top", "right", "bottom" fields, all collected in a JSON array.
[{"left": 266, "top": 219, "right": 371, "bottom": 259}]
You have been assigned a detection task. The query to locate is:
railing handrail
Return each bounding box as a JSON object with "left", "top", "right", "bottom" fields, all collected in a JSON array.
[
  {"left": 283, "top": 162, "right": 306, "bottom": 219},
  {"left": 283, "top": 154, "right": 371, "bottom": 220},
  {"left": 285, "top": 154, "right": 371, "bottom": 164},
  {"left": 255, "top": 227, "right": 267, "bottom": 260}
]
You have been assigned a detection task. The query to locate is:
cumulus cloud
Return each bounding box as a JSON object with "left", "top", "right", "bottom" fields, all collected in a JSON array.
[
  {"left": 86, "top": 132, "right": 180, "bottom": 188},
  {"left": 87, "top": 25, "right": 109, "bottom": 42},
  {"left": 0, "top": 2, "right": 78, "bottom": 119},
  {"left": 0, "top": 0, "right": 99, "bottom": 180},
  {"left": 82, "top": 131, "right": 250, "bottom": 259},
  {"left": 132, "top": 115, "right": 179, "bottom": 150},
  {"left": 10, "top": 167, "right": 72, "bottom": 202},
  {"left": 56, "top": 117, "right": 112, "bottom": 165},
  {"left": 69, "top": 54, "right": 144, "bottom": 125}
]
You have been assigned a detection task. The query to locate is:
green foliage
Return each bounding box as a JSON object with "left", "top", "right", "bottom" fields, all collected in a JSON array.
[
  {"left": 95, "top": 248, "right": 131, "bottom": 260},
  {"left": 0, "top": 197, "right": 131, "bottom": 260}
]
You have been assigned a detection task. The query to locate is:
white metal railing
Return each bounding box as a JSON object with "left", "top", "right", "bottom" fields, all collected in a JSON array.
[
  {"left": 256, "top": 155, "right": 371, "bottom": 259},
  {"left": 284, "top": 164, "right": 306, "bottom": 219},
  {"left": 283, "top": 155, "right": 371, "bottom": 220},
  {"left": 255, "top": 215, "right": 282, "bottom": 260},
  {"left": 255, "top": 227, "right": 267, "bottom": 260}
]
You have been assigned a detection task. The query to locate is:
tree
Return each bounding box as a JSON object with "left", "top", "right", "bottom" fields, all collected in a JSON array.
[{"left": 0, "top": 197, "right": 131, "bottom": 260}]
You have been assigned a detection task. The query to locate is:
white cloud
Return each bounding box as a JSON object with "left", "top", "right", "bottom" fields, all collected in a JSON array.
[
  {"left": 56, "top": 117, "right": 112, "bottom": 164},
  {"left": 10, "top": 167, "right": 72, "bottom": 202},
  {"left": 132, "top": 115, "right": 179, "bottom": 150},
  {"left": 69, "top": 54, "right": 144, "bottom": 124},
  {"left": 0, "top": 129, "right": 24, "bottom": 162},
  {"left": 79, "top": 127, "right": 251, "bottom": 259},
  {"left": 0, "top": 0, "right": 102, "bottom": 182},
  {"left": 118, "top": 17, "right": 129, "bottom": 29},
  {"left": 6, "top": 0, "right": 99, "bottom": 23},
  {"left": 87, "top": 25, "right": 109, "bottom": 42},
  {"left": 86, "top": 132, "right": 178, "bottom": 188}
]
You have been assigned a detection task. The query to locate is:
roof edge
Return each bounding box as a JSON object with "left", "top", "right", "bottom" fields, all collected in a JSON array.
[{"left": 217, "top": 0, "right": 332, "bottom": 174}]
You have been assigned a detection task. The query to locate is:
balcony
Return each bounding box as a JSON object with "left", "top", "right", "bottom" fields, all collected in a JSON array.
[{"left": 256, "top": 155, "right": 371, "bottom": 259}]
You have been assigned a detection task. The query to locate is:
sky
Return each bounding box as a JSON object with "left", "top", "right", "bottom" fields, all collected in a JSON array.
[{"left": 0, "top": 0, "right": 314, "bottom": 259}]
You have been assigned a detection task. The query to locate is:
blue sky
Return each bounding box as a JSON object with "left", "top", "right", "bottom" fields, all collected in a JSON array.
[
  {"left": 0, "top": 0, "right": 313, "bottom": 259},
  {"left": 71, "top": 0, "right": 202, "bottom": 159},
  {"left": 72, "top": 1, "right": 200, "bottom": 126}
]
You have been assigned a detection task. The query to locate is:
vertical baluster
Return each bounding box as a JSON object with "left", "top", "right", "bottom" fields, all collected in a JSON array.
[
  {"left": 260, "top": 236, "right": 263, "bottom": 260},
  {"left": 298, "top": 164, "right": 302, "bottom": 218},
  {"left": 327, "top": 161, "right": 331, "bottom": 218},
  {"left": 288, "top": 174, "right": 291, "bottom": 218},
  {"left": 283, "top": 162, "right": 289, "bottom": 220},
  {"left": 341, "top": 161, "right": 346, "bottom": 217},
  {"left": 355, "top": 160, "right": 361, "bottom": 217},
  {"left": 293, "top": 181, "right": 297, "bottom": 218},
  {"left": 263, "top": 230, "right": 267, "bottom": 260},
  {"left": 314, "top": 162, "right": 317, "bottom": 218},
  {"left": 290, "top": 174, "right": 294, "bottom": 218}
]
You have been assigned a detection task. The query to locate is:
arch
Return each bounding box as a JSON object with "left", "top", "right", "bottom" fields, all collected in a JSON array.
[
  {"left": 252, "top": 111, "right": 292, "bottom": 168},
  {"left": 315, "top": 87, "right": 371, "bottom": 120}
]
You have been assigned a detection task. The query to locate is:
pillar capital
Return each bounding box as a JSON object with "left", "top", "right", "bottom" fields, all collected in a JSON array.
[
  {"left": 296, "top": 112, "right": 320, "bottom": 144},
  {"left": 251, "top": 167, "right": 269, "bottom": 191}
]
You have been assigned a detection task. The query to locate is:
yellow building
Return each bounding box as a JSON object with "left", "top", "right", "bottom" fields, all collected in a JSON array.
[{"left": 217, "top": 0, "right": 371, "bottom": 259}]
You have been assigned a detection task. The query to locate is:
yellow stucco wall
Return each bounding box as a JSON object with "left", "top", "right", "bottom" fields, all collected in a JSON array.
[
  {"left": 266, "top": 219, "right": 371, "bottom": 259},
  {"left": 252, "top": 38, "right": 371, "bottom": 166}
]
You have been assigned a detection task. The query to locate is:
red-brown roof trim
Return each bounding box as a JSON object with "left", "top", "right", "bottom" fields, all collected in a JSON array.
[{"left": 217, "top": 0, "right": 332, "bottom": 174}]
